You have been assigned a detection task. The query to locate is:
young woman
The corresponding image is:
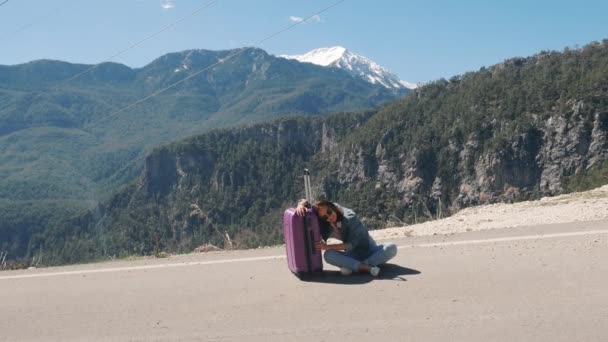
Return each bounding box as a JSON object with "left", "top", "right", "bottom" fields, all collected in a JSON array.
[{"left": 295, "top": 199, "right": 397, "bottom": 276}]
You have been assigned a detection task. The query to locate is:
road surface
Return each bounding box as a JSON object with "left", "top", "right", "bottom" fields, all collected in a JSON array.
[{"left": 1, "top": 220, "right": 607, "bottom": 341}]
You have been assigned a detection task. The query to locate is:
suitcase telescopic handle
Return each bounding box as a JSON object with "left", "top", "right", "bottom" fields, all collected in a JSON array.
[{"left": 304, "top": 169, "right": 312, "bottom": 205}]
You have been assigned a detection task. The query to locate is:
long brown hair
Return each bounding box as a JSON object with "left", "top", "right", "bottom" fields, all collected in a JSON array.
[{"left": 312, "top": 200, "right": 343, "bottom": 240}]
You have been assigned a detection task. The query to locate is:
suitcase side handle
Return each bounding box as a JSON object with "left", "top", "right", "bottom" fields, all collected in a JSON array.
[{"left": 310, "top": 230, "right": 316, "bottom": 255}]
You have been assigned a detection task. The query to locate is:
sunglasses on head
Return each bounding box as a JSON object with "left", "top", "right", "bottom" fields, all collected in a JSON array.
[{"left": 320, "top": 208, "right": 333, "bottom": 221}]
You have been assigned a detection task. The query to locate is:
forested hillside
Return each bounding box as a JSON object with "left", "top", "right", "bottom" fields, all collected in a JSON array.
[
  {"left": 3, "top": 41, "right": 608, "bottom": 266},
  {"left": 0, "top": 48, "right": 404, "bottom": 266}
]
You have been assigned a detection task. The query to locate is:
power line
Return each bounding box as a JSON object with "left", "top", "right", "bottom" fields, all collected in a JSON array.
[
  {"left": 53, "top": 0, "right": 219, "bottom": 90},
  {"left": 87, "top": 0, "right": 347, "bottom": 128},
  {"left": 0, "top": 2, "right": 78, "bottom": 43}
]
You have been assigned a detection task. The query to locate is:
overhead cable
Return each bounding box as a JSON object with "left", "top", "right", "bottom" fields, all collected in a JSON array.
[
  {"left": 0, "top": 2, "right": 78, "bottom": 43},
  {"left": 53, "top": 0, "right": 219, "bottom": 90},
  {"left": 87, "top": 0, "right": 346, "bottom": 128}
]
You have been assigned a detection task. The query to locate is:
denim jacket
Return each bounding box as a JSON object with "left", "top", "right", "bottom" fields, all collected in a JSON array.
[{"left": 335, "top": 205, "right": 372, "bottom": 260}]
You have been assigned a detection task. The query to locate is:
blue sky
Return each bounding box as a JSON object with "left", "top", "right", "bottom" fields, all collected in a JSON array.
[{"left": 1, "top": 0, "right": 607, "bottom": 84}]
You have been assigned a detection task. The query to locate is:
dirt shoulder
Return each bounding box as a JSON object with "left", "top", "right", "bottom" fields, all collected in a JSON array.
[{"left": 371, "top": 184, "right": 608, "bottom": 240}]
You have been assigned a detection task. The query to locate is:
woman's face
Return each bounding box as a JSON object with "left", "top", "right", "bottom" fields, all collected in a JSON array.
[{"left": 317, "top": 205, "right": 337, "bottom": 225}]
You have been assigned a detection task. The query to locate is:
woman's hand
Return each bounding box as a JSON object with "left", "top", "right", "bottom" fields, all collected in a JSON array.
[
  {"left": 295, "top": 199, "right": 309, "bottom": 216},
  {"left": 315, "top": 241, "right": 329, "bottom": 250}
]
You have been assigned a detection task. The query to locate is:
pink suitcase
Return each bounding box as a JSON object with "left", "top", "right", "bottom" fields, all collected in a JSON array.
[
  {"left": 283, "top": 169, "right": 323, "bottom": 279},
  {"left": 283, "top": 207, "right": 323, "bottom": 278}
]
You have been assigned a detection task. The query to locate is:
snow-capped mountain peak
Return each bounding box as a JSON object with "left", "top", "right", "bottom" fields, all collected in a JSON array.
[{"left": 278, "top": 46, "right": 417, "bottom": 90}]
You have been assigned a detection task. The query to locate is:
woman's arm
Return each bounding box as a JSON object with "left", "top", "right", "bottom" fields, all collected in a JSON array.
[
  {"left": 314, "top": 241, "right": 347, "bottom": 251},
  {"left": 340, "top": 208, "right": 370, "bottom": 254}
]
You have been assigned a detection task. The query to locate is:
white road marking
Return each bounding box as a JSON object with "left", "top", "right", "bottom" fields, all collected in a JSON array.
[
  {"left": 0, "top": 255, "right": 286, "bottom": 280},
  {"left": 1, "top": 229, "right": 607, "bottom": 280},
  {"left": 403, "top": 229, "right": 608, "bottom": 249}
]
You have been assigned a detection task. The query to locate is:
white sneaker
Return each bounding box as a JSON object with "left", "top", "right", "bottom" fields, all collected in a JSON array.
[
  {"left": 370, "top": 266, "right": 380, "bottom": 277},
  {"left": 340, "top": 267, "right": 353, "bottom": 276}
]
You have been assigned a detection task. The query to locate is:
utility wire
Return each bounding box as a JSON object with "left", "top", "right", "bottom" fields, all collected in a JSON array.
[
  {"left": 87, "top": 0, "right": 346, "bottom": 128},
  {"left": 53, "top": 0, "right": 219, "bottom": 90},
  {"left": 0, "top": 1, "right": 77, "bottom": 43}
]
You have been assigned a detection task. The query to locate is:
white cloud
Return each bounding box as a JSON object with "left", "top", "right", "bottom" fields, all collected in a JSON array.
[
  {"left": 309, "top": 15, "right": 321, "bottom": 23},
  {"left": 161, "top": 0, "right": 175, "bottom": 9},
  {"left": 289, "top": 14, "right": 322, "bottom": 24},
  {"left": 289, "top": 16, "right": 304, "bottom": 23}
]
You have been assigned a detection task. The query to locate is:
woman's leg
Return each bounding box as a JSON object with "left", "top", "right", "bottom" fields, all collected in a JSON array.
[
  {"left": 323, "top": 250, "right": 361, "bottom": 271},
  {"left": 323, "top": 250, "right": 377, "bottom": 274},
  {"left": 363, "top": 242, "right": 398, "bottom": 267}
]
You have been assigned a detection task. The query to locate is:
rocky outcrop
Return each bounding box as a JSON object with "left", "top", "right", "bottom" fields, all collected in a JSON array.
[{"left": 328, "top": 99, "right": 607, "bottom": 218}]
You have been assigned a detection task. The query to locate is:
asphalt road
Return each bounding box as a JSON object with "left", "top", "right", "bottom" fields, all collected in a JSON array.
[{"left": 1, "top": 220, "right": 607, "bottom": 342}]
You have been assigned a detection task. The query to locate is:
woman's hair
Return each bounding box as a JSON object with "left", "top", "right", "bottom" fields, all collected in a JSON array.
[
  {"left": 312, "top": 200, "right": 343, "bottom": 241},
  {"left": 312, "top": 200, "right": 343, "bottom": 220}
]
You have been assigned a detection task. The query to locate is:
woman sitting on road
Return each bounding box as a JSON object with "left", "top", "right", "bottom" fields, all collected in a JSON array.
[{"left": 296, "top": 199, "right": 398, "bottom": 277}]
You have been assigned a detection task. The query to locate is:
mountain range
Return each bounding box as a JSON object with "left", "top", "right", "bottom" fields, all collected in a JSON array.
[
  {"left": 0, "top": 46, "right": 409, "bottom": 264},
  {"left": 0, "top": 47, "right": 406, "bottom": 199}
]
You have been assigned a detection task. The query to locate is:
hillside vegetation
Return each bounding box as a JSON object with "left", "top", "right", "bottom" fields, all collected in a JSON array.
[
  {"left": 0, "top": 48, "right": 404, "bottom": 265},
  {"left": 3, "top": 41, "right": 608, "bottom": 266}
]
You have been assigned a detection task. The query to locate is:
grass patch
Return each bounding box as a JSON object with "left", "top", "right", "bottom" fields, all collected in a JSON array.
[{"left": 564, "top": 161, "right": 608, "bottom": 193}]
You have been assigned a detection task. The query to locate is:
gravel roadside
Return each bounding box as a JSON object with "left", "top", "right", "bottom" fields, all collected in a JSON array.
[{"left": 371, "top": 184, "right": 608, "bottom": 240}]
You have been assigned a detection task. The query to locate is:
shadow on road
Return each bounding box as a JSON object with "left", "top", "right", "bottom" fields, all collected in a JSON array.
[
  {"left": 300, "top": 264, "right": 421, "bottom": 285},
  {"left": 378, "top": 263, "right": 421, "bottom": 282}
]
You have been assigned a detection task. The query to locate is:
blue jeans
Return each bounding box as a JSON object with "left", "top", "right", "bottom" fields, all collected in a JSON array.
[{"left": 323, "top": 239, "right": 398, "bottom": 271}]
